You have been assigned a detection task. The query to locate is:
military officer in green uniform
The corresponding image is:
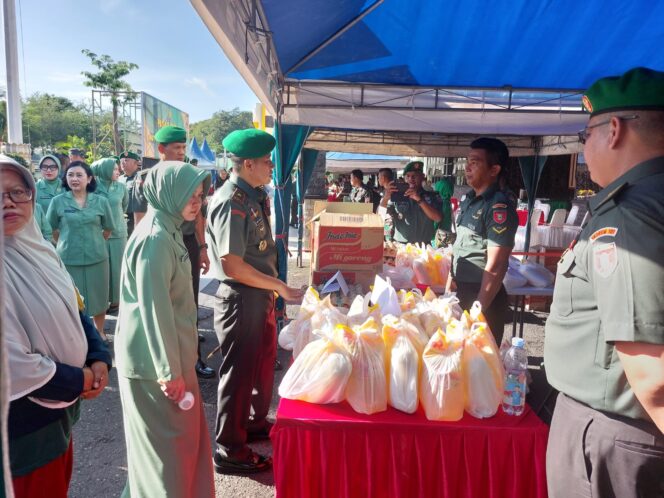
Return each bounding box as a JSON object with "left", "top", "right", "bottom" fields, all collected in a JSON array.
[
  {"left": 116, "top": 161, "right": 215, "bottom": 498},
  {"left": 380, "top": 160, "right": 443, "bottom": 244},
  {"left": 544, "top": 67, "right": 664, "bottom": 498},
  {"left": 118, "top": 150, "right": 141, "bottom": 236},
  {"left": 133, "top": 126, "right": 215, "bottom": 378},
  {"left": 207, "top": 129, "right": 304, "bottom": 474},
  {"left": 446, "top": 138, "right": 518, "bottom": 344}
]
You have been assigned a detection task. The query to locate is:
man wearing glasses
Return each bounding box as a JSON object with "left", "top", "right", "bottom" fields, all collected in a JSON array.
[{"left": 545, "top": 67, "right": 664, "bottom": 498}]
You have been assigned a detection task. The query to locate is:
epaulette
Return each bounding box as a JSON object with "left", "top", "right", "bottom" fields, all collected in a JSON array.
[{"left": 232, "top": 187, "right": 247, "bottom": 205}]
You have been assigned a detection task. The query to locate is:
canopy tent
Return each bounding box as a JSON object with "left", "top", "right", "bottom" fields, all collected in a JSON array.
[
  {"left": 201, "top": 138, "right": 217, "bottom": 162},
  {"left": 191, "top": 0, "right": 664, "bottom": 273},
  {"left": 326, "top": 152, "right": 408, "bottom": 173},
  {"left": 188, "top": 137, "right": 216, "bottom": 167}
]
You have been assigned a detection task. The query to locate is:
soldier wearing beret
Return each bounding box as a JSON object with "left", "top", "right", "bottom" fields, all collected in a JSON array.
[
  {"left": 133, "top": 126, "right": 215, "bottom": 378},
  {"left": 446, "top": 138, "right": 517, "bottom": 343},
  {"left": 206, "top": 128, "right": 304, "bottom": 474},
  {"left": 544, "top": 67, "right": 664, "bottom": 498},
  {"left": 118, "top": 150, "right": 141, "bottom": 236},
  {"left": 380, "top": 160, "right": 443, "bottom": 244}
]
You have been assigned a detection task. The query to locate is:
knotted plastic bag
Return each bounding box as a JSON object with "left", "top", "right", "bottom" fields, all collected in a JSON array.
[
  {"left": 278, "top": 287, "right": 320, "bottom": 351},
  {"left": 278, "top": 329, "right": 352, "bottom": 404},
  {"left": 382, "top": 315, "right": 427, "bottom": 413},
  {"left": 336, "top": 318, "right": 387, "bottom": 415},
  {"left": 420, "top": 328, "right": 465, "bottom": 421}
]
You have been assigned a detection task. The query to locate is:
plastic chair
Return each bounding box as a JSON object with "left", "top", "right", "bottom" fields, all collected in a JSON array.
[
  {"left": 550, "top": 209, "right": 567, "bottom": 227},
  {"left": 534, "top": 201, "right": 550, "bottom": 223},
  {"left": 530, "top": 208, "right": 542, "bottom": 227},
  {"left": 565, "top": 205, "right": 579, "bottom": 225}
]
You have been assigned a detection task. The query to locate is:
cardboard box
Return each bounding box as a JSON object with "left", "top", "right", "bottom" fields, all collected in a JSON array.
[{"left": 311, "top": 211, "right": 384, "bottom": 271}]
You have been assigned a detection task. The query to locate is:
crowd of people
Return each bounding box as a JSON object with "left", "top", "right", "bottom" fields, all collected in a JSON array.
[{"left": 2, "top": 66, "right": 663, "bottom": 498}]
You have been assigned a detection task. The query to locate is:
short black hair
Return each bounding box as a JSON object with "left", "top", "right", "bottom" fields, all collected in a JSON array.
[
  {"left": 378, "top": 168, "right": 394, "bottom": 181},
  {"left": 350, "top": 169, "right": 364, "bottom": 181},
  {"left": 470, "top": 137, "right": 509, "bottom": 178},
  {"left": 62, "top": 161, "right": 97, "bottom": 192}
]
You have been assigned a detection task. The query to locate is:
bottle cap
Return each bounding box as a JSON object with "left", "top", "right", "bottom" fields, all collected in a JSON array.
[
  {"left": 512, "top": 337, "right": 525, "bottom": 348},
  {"left": 178, "top": 391, "right": 195, "bottom": 411}
]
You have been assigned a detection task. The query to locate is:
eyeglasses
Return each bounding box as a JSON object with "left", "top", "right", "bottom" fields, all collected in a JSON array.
[
  {"left": 40, "top": 164, "right": 58, "bottom": 171},
  {"left": 2, "top": 188, "right": 33, "bottom": 203},
  {"left": 577, "top": 115, "right": 639, "bottom": 144}
]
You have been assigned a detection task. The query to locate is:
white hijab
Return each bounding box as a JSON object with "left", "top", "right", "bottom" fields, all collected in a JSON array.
[{"left": 2, "top": 158, "right": 87, "bottom": 408}]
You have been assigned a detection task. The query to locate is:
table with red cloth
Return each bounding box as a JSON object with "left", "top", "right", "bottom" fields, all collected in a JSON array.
[
  {"left": 516, "top": 209, "right": 545, "bottom": 226},
  {"left": 271, "top": 399, "right": 549, "bottom": 498}
]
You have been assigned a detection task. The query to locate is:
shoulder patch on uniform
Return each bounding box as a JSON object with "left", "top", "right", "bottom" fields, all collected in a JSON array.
[
  {"left": 232, "top": 188, "right": 247, "bottom": 204},
  {"left": 493, "top": 210, "right": 507, "bottom": 224},
  {"left": 492, "top": 203, "right": 508, "bottom": 209},
  {"left": 590, "top": 227, "right": 618, "bottom": 242},
  {"left": 492, "top": 226, "right": 507, "bottom": 234},
  {"left": 593, "top": 242, "right": 618, "bottom": 278}
]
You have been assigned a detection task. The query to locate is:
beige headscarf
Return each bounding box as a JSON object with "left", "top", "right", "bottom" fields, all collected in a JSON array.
[{"left": 2, "top": 155, "right": 87, "bottom": 408}]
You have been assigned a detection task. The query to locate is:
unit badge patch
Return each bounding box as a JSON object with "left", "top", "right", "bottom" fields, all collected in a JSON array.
[
  {"left": 590, "top": 227, "right": 618, "bottom": 243},
  {"left": 593, "top": 242, "right": 618, "bottom": 278},
  {"left": 493, "top": 210, "right": 507, "bottom": 224}
]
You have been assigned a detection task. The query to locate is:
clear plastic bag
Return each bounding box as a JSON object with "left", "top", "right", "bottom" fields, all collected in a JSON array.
[
  {"left": 382, "top": 315, "right": 426, "bottom": 413},
  {"left": 278, "top": 330, "right": 352, "bottom": 404},
  {"left": 420, "top": 329, "right": 465, "bottom": 421},
  {"left": 337, "top": 318, "right": 387, "bottom": 415}
]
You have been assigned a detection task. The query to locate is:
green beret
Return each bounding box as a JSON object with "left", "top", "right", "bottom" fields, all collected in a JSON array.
[
  {"left": 583, "top": 67, "right": 664, "bottom": 117},
  {"left": 154, "top": 125, "right": 187, "bottom": 144},
  {"left": 119, "top": 151, "right": 140, "bottom": 161},
  {"left": 403, "top": 161, "right": 424, "bottom": 174},
  {"left": 222, "top": 129, "right": 276, "bottom": 159}
]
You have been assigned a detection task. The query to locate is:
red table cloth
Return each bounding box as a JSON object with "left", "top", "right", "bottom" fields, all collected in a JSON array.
[{"left": 271, "top": 399, "right": 548, "bottom": 498}]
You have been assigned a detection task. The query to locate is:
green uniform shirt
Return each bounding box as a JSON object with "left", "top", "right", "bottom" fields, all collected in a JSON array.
[
  {"left": 131, "top": 169, "right": 150, "bottom": 215},
  {"left": 116, "top": 210, "right": 198, "bottom": 381},
  {"left": 207, "top": 176, "right": 278, "bottom": 283},
  {"left": 388, "top": 190, "right": 443, "bottom": 244},
  {"left": 544, "top": 157, "right": 664, "bottom": 421},
  {"left": 35, "top": 178, "right": 63, "bottom": 213},
  {"left": 46, "top": 192, "right": 115, "bottom": 265},
  {"left": 119, "top": 172, "right": 140, "bottom": 214},
  {"left": 452, "top": 183, "right": 518, "bottom": 283},
  {"left": 96, "top": 181, "right": 128, "bottom": 238},
  {"left": 33, "top": 203, "right": 52, "bottom": 241}
]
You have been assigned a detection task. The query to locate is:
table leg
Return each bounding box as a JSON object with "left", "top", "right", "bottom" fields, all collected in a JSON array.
[
  {"left": 511, "top": 296, "right": 519, "bottom": 339},
  {"left": 519, "top": 296, "right": 526, "bottom": 338}
]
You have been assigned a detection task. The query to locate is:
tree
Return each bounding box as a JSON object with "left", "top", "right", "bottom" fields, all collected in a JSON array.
[
  {"left": 21, "top": 93, "right": 91, "bottom": 149},
  {"left": 190, "top": 108, "right": 253, "bottom": 153},
  {"left": 0, "top": 100, "right": 6, "bottom": 142},
  {"left": 81, "top": 50, "right": 138, "bottom": 155}
]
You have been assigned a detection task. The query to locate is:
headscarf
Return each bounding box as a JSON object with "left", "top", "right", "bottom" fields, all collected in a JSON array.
[
  {"left": 1, "top": 154, "right": 87, "bottom": 408},
  {"left": 90, "top": 157, "right": 117, "bottom": 194},
  {"left": 434, "top": 179, "right": 454, "bottom": 231},
  {"left": 143, "top": 161, "right": 210, "bottom": 226},
  {"left": 37, "top": 154, "right": 62, "bottom": 188}
]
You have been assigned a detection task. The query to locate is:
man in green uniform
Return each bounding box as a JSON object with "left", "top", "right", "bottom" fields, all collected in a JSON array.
[
  {"left": 544, "top": 67, "right": 664, "bottom": 498},
  {"left": 446, "top": 138, "right": 518, "bottom": 343},
  {"left": 380, "top": 160, "right": 443, "bottom": 244},
  {"left": 207, "top": 129, "right": 304, "bottom": 474},
  {"left": 132, "top": 126, "right": 215, "bottom": 378},
  {"left": 118, "top": 150, "right": 141, "bottom": 236}
]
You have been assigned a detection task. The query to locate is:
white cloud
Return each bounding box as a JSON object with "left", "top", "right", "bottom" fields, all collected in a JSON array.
[
  {"left": 184, "top": 76, "right": 217, "bottom": 97},
  {"left": 47, "top": 71, "right": 85, "bottom": 84}
]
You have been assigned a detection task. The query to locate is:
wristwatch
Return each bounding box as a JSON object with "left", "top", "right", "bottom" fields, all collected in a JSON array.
[{"left": 199, "top": 243, "right": 209, "bottom": 250}]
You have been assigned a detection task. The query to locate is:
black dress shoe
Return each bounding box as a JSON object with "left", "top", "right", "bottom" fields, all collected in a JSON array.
[
  {"left": 213, "top": 449, "right": 272, "bottom": 475},
  {"left": 195, "top": 360, "right": 215, "bottom": 379},
  {"left": 198, "top": 333, "right": 205, "bottom": 343}
]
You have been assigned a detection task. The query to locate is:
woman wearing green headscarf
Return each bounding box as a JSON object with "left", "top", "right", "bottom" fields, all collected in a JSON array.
[
  {"left": 35, "top": 154, "right": 63, "bottom": 213},
  {"left": 91, "top": 157, "right": 129, "bottom": 310},
  {"left": 116, "top": 162, "right": 214, "bottom": 498},
  {"left": 433, "top": 178, "right": 455, "bottom": 247}
]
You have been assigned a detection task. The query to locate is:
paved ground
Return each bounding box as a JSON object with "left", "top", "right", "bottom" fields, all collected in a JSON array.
[{"left": 69, "top": 246, "right": 554, "bottom": 498}]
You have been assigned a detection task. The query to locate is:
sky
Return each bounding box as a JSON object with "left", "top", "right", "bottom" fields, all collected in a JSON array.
[{"left": 1, "top": 0, "right": 259, "bottom": 122}]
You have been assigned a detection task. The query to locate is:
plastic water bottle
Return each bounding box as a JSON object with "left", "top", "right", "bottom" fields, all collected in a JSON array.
[
  {"left": 178, "top": 391, "right": 195, "bottom": 411},
  {"left": 502, "top": 337, "right": 528, "bottom": 416}
]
